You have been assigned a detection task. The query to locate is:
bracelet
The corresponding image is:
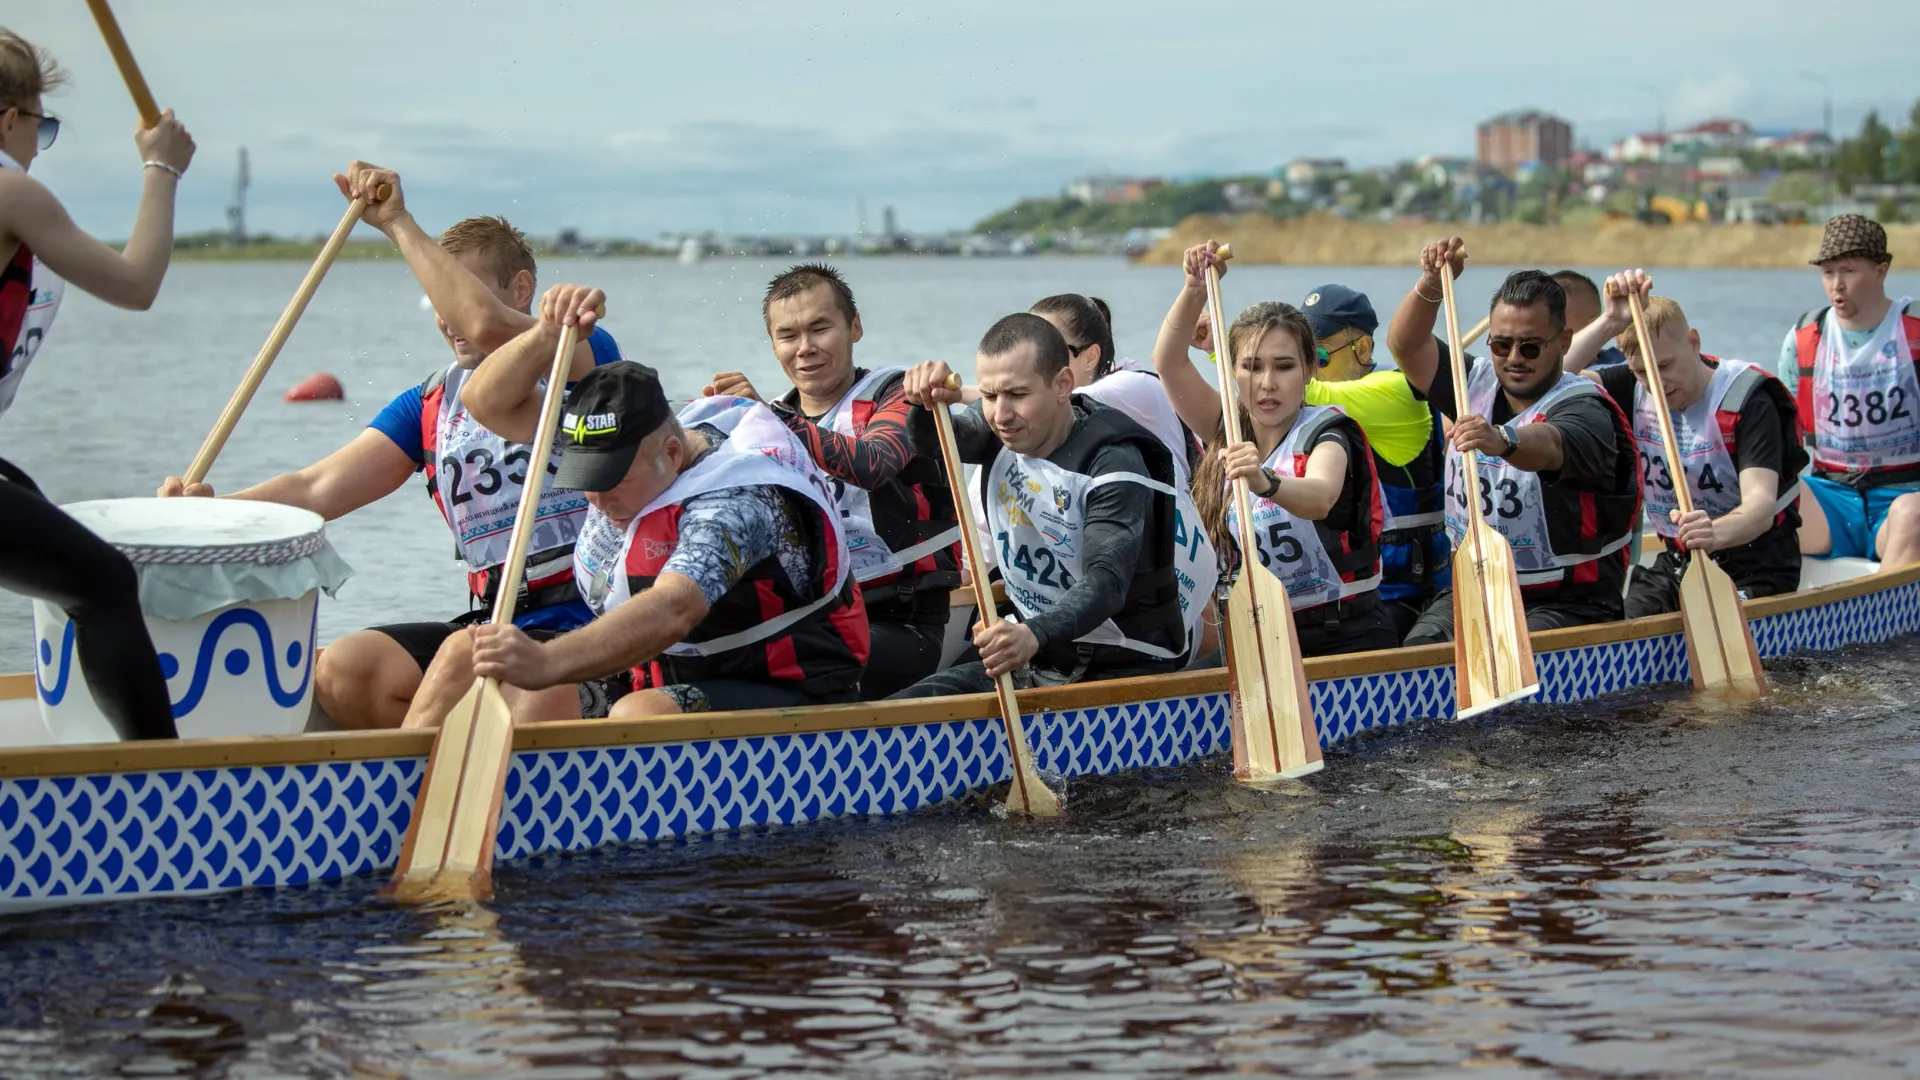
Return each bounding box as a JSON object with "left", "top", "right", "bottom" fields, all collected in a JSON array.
[
  {"left": 143, "top": 160, "right": 182, "bottom": 179},
  {"left": 1413, "top": 278, "right": 1443, "bottom": 304}
]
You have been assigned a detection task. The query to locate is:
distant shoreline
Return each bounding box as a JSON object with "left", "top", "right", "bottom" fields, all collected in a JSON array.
[{"left": 1138, "top": 213, "right": 1920, "bottom": 269}]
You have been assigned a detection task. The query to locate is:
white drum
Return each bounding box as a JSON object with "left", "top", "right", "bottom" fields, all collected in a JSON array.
[{"left": 31, "top": 498, "right": 352, "bottom": 743}]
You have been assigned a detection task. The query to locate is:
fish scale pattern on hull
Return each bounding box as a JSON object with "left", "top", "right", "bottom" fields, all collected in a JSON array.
[{"left": 0, "top": 575, "right": 1916, "bottom": 910}]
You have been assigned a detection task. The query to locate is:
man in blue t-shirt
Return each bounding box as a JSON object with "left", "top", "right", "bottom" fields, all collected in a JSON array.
[{"left": 159, "top": 163, "right": 624, "bottom": 729}]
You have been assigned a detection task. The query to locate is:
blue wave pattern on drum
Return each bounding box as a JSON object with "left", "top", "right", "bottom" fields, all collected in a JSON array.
[
  {"left": 160, "top": 604, "right": 318, "bottom": 719},
  {"left": 33, "top": 619, "right": 76, "bottom": 706},
  {"left": 0, "top": 578, "right": 1915, "bottom": 908}
]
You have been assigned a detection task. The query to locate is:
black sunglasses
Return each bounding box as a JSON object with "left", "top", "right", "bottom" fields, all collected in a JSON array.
[
  {"left": 10, "top": 109, "right": 58, "bottom": 151},
  {"left": 1064, "top": 340, "right": 1095, "bottom": 358},
  {"left": 1315, "top": 338, "right": 1374, "bottom": 371},
  {"left": 1488, "top": 337, "right": 1550, "bottom": 360}
]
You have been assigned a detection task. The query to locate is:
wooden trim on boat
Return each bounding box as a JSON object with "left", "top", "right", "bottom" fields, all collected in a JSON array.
[{"left": 1, "top": 564, "right": 1914, "bottom": 780}]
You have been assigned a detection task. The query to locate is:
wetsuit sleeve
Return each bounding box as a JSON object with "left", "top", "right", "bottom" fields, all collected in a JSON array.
[
  {"left": 368, "top": 384, "right": 427, "bottom": 467},
  {"left": 906, "top": 400, "right": 998, "bottom": 465},
  {"left": 585, "top": 325, "right": 623, "bottom": 366},
  {"left": 1022, "top": 442, "right": 1151, "bottom": 651},
  {"left": 1537, "top": 394, "right": 1622, "bottom": 490},
  {"left": 777, "top": 375, "right": 918, "bottom": 487},
  {"left": 658, "top": 487, "right": 786, "bottom": 606},
  {"left": 1731, "top": 386, "right": 1786, "bottom": 476},
  {"left": 1596, "top": 365, "right": 1639, "bottom": 414}
]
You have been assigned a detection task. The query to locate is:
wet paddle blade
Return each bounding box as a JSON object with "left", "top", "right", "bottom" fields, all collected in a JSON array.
[
  {"left": 390, "top": 678, "right": 513, "bottom": 903},
  {"left": 1224, "top": 572, "right": 1322, "bottom": 781},
  {"left": 993, "top": 673, "right": 1062, "bottom": 817},
  {"left": 1452, "top": 523, "right": 1540, "bottom": 720},
  {"left": 1679, "top": 553, "right": 1768, "bottom": 697}
]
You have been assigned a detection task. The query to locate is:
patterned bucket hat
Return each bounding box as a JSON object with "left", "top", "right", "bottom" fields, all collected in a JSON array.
[{"left": 1811, "top": 213, "right": 1892, "bottom": 265}]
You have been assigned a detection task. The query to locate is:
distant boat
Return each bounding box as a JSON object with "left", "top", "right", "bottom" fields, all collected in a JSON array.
[{"left": 677, "top": 237, "right": 705, "bottom": 264}]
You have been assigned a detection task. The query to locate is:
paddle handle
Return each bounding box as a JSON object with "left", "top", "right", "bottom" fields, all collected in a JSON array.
[
  {"left": 1625, "top": 291, "right": 1696, "bottom": 518},
  {"left": 931, "top": 372, "right": 1051, "bottom": 815},
  {"left": 182, "top": 187, "right": 390, "bottom": 486},
  {"left": 486, "top": 321, "right": 584, "bottom": 626},
  {"left": 83, "top": 0, "right": 160, "bottom": 128},
  {"left": 1201, "top": 248, "right": 1263, "bottom": 568},
  {"left": 1438, "top": 265, "right": 1491, "bottom": 561}
]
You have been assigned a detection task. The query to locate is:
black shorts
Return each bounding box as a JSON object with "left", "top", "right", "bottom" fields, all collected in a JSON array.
[
  {"left": 371, "top": 613, "right": 561, "bottom": 672},
  {"left": 579, "top": 676, "right": 857, "bottom": 718}
]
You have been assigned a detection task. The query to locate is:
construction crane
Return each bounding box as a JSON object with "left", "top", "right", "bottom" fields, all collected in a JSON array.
[{"left": 225, "top": 147, "right": 249, "bottom": 246}]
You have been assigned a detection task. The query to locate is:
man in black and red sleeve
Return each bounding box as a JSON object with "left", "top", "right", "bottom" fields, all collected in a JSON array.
[{"left": 704, "top": 264, "right": 961, "bottom": 699}]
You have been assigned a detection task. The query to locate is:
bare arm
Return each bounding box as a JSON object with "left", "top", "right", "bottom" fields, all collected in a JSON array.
[
  {"left": 1151, "top": 243, "right": 1228, "bottom": 439},
  {"left": 463, "top": 284, "right": 605, "bottom": 442},
  {"left": 1385, "top": 236, "right": 1467, "bottom": 397},
  {"left": 0, "top": 166, "right": 175, "bottom": 311},
  {"left": 1565, "top": 269, "right": 1648, "bottom": 374},
  {"left": 1719, "top": 466, "right": 1784, "bottom": 549},
  {"left": 1502, "top": 419, "right": 1565, "bottom": 474},
  {"left": 168, "top": 429, "right": 417, "bottom": 520},
  {"left": 538, "top": 573, "right": 710, "bottom": 685},
  {"left": 1223, "top": 438, "right": 1349, "bottom": 520}
]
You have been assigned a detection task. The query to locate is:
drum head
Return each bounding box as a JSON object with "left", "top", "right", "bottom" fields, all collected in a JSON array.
[{"left": 58, "top": 497, "right": 328, "bottom": 567}]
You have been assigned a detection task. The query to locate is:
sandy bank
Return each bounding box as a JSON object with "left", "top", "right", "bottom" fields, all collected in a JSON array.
[{"left": 1138, "top": 214, "right": 1920, "bottom": 269}]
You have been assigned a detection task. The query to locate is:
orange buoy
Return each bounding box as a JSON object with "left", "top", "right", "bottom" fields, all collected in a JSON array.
[{"left": 284, "top": 373, "right": 344, "bottom": 402}]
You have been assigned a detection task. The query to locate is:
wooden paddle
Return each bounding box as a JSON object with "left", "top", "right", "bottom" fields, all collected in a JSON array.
[
  {"left": 181, "top": 184, "right": 390, "bottom": 486},
  {"left": 1625, "top": 293, "right": 1768, "bottom": 696},
  {"left": 392, "top": 318, "right": 587, "bottom": 901},
  {"left": 1461, "top": 315, "right": 1490, "bottom": 350},
  {"left": 1440, "top": 267, "right": 1540, "bottom": 719},
  {"left": 931, "top": 372, "right": 1062, "bottom": 816},
  {"left": 83, "top": 0, "right": 160, "bottom": 128},
  {"left": 1205, "top": 246, "right": 1321, "bottom": 780}
]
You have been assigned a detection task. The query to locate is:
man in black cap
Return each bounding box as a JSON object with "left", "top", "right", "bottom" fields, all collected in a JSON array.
[
  {"left": 1296, "top": 284, "right": 1452, "bottom": 637},
  {"left": 1778, "top": 213, "right": 1920, "bottom": 567},
  {"left": 401, "top": 285, "right": 870, "bottom": 724}
]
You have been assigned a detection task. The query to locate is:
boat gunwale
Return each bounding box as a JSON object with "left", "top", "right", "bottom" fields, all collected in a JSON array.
[{"left": 0, "top": 562, "right": 1913, "bottom": 780}]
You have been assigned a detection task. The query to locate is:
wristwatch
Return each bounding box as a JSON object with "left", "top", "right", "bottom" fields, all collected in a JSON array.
[
  {"left": 1495, "top": 422, "right": 1521, "bottom": 459},
  {"left": 1258, "top": 467, "right": 1282, "bottom": 497}
]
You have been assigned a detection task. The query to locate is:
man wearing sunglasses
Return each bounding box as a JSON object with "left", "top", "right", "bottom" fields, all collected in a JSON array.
[
  {"left": 1386, "top": 238, "right": 1642, "bottom": 645},
  {"left": 0, "top": 29, "right": 196, "bottom": 741}
]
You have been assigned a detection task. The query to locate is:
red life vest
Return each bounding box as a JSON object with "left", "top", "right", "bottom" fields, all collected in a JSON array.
[
  {"left": 0, "top": 245, "right": 30, "bottom": 365},
  {"left": 417, "top": 365, "right": 582, "bottom": 611},
  {"left": 620, "top": 491, "right": 870, "bottom": 698},
  {"left": 1793, "top": 304, "right": 1920, "bottom": 464},
  {"left": 777, "top": 368, "right": 961, "bottom": 618}
]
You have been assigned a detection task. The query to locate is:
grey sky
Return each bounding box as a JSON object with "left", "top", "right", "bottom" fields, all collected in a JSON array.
[{"left": 11, "top": 0, "right": 1915, "bottom": 239}]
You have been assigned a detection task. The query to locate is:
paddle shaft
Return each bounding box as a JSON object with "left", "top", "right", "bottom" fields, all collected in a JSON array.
[
  {"left": 183, "top": 188, "right": 389, "bottom": 486},
  {"left": 930, "top": 373, "right": 1055, "bottom": 815},
  {"left": 83, "top": 0, "right": 160, "bottom": 128},
  {"left": 485, "top": 323, "right": 582, "bottom": 625},
  {"left": 1625, "top": 294, "right": 1697, "bottom": 519},
  {"left": 1201, "top": 252, "right": 1263, "bottom": 578},
  {"left": 1438, "top": 266, "right": 1489, "bottom": 565},
  {"left": 1461, "top": 314, "right": 1490, "bottom": 350}
]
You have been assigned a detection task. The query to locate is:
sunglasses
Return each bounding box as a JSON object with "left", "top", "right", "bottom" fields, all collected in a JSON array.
[
  {"left": 1315, "top": 338, "right": 1374, "bottom": 372},
  {"left": 1064, "top": 340, "right": 1095, "bottom": 358},
  {"left": 1487, "top": 336, "right": 1552, "bottom": 360},
  {"left": 10, "top": 109, "right": 58, "bottom": 151}
]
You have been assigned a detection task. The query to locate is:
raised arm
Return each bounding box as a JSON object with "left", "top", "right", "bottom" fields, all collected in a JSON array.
[
  {"left": 900, "top": 360, "right": 1002, "bottom": 465},
  {"left": 0, "top": 112, "right": 194, "bottom": 310},
  {"left": 464, "top": 284, "right": 604, "bottom": 443},
  {"left": 336, "top": 162, "right": 599, "bottom": 372},
  {"left": 1565, "top": 270, "right": 1648, "bottom": 374},
  {"left": 1151, "top": 242, "right": 1230, "bottom": 439},
  {"left": 1385, "top": 236, "right": 1467, "bottom": 397}
]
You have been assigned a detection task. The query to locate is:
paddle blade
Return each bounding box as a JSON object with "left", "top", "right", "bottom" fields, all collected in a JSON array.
[
  {"left": 1679, "top": 554, "right": 1768, "bottom": 697},
  {"left": 1451, "top": 525, "right": 1540, "bottom": 720},
  {"left": 994, "top": 674, "right": 1063, "bottom": 817},
  {"left": 1224, "top": 572, "right": 1323, "bottom": 781},
  {"left": 390, "top": 678, "right": 515, "bottom": 903}
]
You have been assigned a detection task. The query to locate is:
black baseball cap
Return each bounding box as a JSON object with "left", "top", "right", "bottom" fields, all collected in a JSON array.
[
  {"left": 1302, "top": 284, "right": 1378, "bottom": 339},
  {"left": 551, "top": 363, "right": 674, "bottom": 492}
]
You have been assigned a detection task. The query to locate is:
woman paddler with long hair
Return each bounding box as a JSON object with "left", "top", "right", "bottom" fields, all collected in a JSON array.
[
  {"left": 0, "top": 30, "right": 196, "bottom": 738},
  {"left": 1149, "top": 241, "right": 1398, "bottom": 656}
]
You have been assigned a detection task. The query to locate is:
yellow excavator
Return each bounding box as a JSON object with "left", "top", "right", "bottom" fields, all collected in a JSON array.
[{"left": 1643, "top": 194, "right": 1711, "bottom": 224}]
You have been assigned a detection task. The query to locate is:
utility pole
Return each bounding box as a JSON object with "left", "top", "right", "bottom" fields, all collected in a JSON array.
[
  {"left": 225, "top": 147, "right": 249, "bottom": 246},
  {"left": 1635, "top": 84, "right": 1665, "bottom": 200},
  {"left": 1801, "top": 72, "right": 1834, "bottom": 215}
]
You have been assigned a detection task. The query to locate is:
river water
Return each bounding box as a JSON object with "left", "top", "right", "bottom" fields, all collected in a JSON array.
[{"left": 1, "top": 257, "right": 1918, "bottom": 1077}]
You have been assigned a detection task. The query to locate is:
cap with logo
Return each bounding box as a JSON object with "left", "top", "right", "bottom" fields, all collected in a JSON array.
[
  {"left": 1811, "top": 213, "right": 1892, "bottom": 265},
  {"left": 551, "top": 362, "right": 674, "bottom": 492},
  {"left": 1301, "top": 284, "right": 1378, "bottom": 340}
]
